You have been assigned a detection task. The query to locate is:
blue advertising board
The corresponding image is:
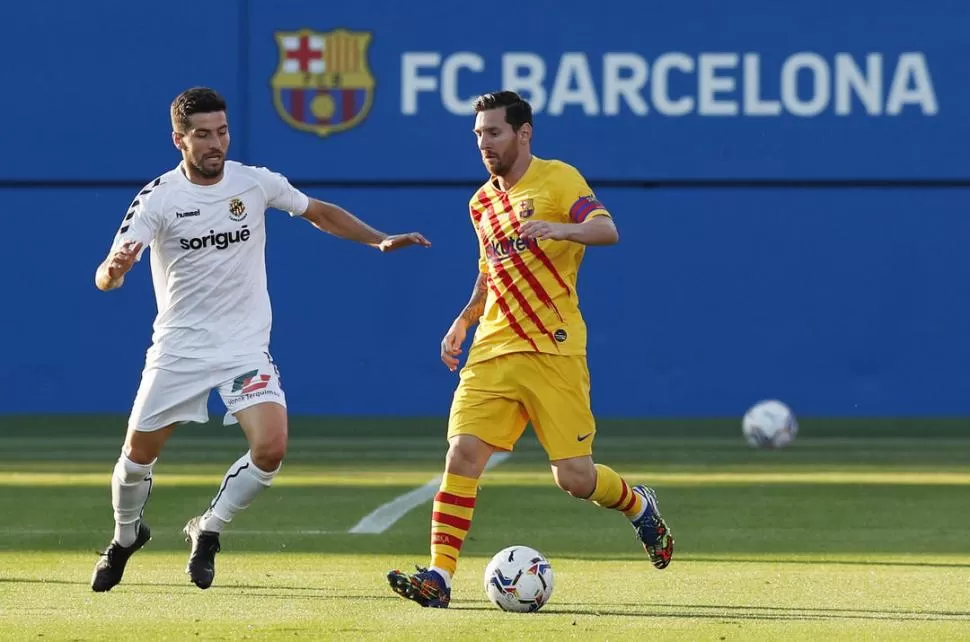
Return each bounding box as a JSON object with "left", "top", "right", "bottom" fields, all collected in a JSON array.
[
  {"left": 2, "top": 186, "right": 969, "bottom": 417},
  {"left": 249, "top": 0, "right": 966, "bottom": 181},
  {"left": 1, "top": 0, "right": 967, "bottom": 181}
]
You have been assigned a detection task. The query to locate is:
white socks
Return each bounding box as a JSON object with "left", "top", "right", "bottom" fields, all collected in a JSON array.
[
  {"left": 111, "top": 452, "right": 154, "bottom": 547},
  {"left": 199, "top": 451, "right": 279, "bottom": 533},
  {"left": 110, "top": 450, "right": 277, "bottom": 543}
]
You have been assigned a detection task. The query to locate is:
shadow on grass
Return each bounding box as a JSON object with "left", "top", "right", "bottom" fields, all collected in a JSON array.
[
  {"left": 0, "top": 576, "right": 403, "bottom": 599},
  {"left": 4, "top": 576, "right": 968, "bottom": 623},
  {"left": 673, "top": 556, "right": 970, "bottom": 569},
  {"left": 451, "top": 603, "right": 970, "bottom": 623}
]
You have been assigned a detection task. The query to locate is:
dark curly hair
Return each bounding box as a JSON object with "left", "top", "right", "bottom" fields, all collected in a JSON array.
[{"left": 170, "top": 87, "right": 227, "bottom": 133}]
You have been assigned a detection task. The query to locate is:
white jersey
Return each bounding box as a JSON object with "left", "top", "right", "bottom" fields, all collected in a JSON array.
[{"left": 108, "top": 161, "right": 310, "bottom": 363}]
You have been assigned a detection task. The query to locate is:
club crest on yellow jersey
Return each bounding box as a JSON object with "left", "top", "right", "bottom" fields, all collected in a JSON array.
[
  {"left": 271, "top": 29, "right": 375, "bottom": 137},
  {"left": 517, "top": 198, "right": 535, "bottom": 219}
]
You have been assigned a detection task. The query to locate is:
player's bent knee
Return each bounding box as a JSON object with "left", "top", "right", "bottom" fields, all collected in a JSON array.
[
  {"left": 248, "top": 426, "right": 287, "bottom": 471},
  {"left": 235, "top": 402, "right": 288, "bottom": 471},
  {"left": 250, "top": 438, "right": 286, "bottom": 471},
  {"left": 125, "top": 443, "right": 158, "bottom": 466},
  {"left": 555, "top": 474, "right": 596, "bottom": 498},
  {"left": 124, "top": 424, "right": 176, "bottom": 464},
  {"left": 551, "top": 460, "right": 597, "bottom": 498},
  {"left": 445, "top": 435, "right": 493, "bottom": 478}
]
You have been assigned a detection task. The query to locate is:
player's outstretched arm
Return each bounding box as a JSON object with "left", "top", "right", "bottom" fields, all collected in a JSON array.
[
  {"left": 441, "top": 272, "right": 488, "bottom": 371},
  {"left": 94, "top": 241, "right": 143, "bottom": 291},
  {"left": 301, "top": 199, "right": 431, "bottom": 252},
  {"left": 519, "top": 216, "right": 618, "bottom": 246}
]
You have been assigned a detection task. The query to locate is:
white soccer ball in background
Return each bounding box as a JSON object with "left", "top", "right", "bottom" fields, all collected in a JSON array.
[
  {"left": 483, "top": 545, "right": 555, "bottom": 613},
  {"left": 742, "top": 399, "right": 798, "bottom": 449}
]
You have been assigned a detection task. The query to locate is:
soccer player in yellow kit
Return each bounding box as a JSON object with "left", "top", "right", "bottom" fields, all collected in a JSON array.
[{"left": 388, "top": 91, "right": 674, "bottom": 608}]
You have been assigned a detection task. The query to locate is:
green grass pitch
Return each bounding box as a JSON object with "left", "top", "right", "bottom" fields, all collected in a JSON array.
[{"left": 0, "top": 416, "right": 968, "bottom": 640}]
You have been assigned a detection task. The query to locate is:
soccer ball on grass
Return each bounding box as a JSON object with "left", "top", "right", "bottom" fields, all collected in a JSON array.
[{"left": 483, "top": 545, "right": 554, "bottom": 612}]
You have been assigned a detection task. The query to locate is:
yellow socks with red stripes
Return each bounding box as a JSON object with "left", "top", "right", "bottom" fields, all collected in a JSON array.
[
  {"left": 428, "top": 467, "right": 641, "bottom": 585},
  {"left": 429, "top": 472, "right": 478, "bottom": 584},
  {"left": 588, "top": 464, "right": 646, "bottom": 520}
]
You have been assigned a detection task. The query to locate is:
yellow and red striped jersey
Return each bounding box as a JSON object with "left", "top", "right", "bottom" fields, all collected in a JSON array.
[{"left": 465, "top": 156, "right": 611, "bottom": 366}]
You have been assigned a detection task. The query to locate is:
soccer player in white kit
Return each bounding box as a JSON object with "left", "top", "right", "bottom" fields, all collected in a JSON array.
[{"left": 90, "top": 87, "right": 430, "bottom": 592}]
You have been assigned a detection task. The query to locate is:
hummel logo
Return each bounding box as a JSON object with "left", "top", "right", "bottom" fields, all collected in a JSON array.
[
  {"left": 176, "top": 209, "right": 201, "bottom": 218},
  {"left": 577, "top": 432, "right": 593, "bottom": 442}
]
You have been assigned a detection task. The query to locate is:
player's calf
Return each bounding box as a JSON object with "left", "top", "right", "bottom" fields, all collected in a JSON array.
[
  {"left": 110, "top": 450, "right": 156, "bottom": 547},
  {"left": 581, "top": 463, "right": 674, "bottom": 568},
  {"left": 91, "top": 521, "right": 152, "bottom": 592}
]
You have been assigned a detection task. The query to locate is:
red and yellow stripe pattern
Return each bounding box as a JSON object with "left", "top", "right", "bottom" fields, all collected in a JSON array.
[{"left": 430, "top": 473, "right": 478, "bottom": 575}]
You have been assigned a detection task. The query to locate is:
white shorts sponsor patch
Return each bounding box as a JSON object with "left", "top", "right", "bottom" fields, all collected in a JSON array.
[
  {"left": 219, "top": 364, "right": 285, "bottom": 417},
  {"left": 128, "top": 352, "right": 286, "bottom": 432}
]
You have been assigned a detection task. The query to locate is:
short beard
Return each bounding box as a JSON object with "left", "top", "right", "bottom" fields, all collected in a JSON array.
[
  {"left": 191, "top": 157, "right": 224, "bottom": 179},
  {"left": 489, "top": 153, "right": 514, "bottom": 177}
]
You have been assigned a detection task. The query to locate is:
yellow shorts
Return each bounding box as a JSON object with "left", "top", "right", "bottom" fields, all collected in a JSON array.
[{"left": 447, "top": 352, "right": 596, "bottom": 460}]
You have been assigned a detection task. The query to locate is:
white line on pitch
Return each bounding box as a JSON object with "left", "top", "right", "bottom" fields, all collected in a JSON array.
[{"left": 348, "top": 452, "right": 511, "bottom": 535}]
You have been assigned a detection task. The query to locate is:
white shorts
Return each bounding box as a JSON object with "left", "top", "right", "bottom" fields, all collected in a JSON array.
[{"left": 128, "top": 352, "right": 287, "bottom": 432}]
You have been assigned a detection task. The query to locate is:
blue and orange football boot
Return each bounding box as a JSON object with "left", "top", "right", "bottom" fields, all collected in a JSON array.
[
  {"left": 631, "top": 485, "right": 674, "bottom": 569},
  {"left": 387, "top": 566, "right": 451, "bottom": 608}
]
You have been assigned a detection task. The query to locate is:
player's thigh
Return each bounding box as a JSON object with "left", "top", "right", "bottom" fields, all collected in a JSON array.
[
  {"left": 234, "top": 402, "right": 288, "bottom": 462},
  {"left": 124, "top": 423, "right": 178, "bottom": 464},
  {"left": 215, "top": 353, "right": 288, "bottom": 460},
  {"left": 128, "top": 359, "right": 211, "bottom": 434},
  {"left": 448, "top": 356, "right": 529, "bottom": 452},
  {"left": 216, "top": 352, "right": 287, "bottom": 426},
  {"left": 517, "top": 353, "right": 596, "bottom": 461}
]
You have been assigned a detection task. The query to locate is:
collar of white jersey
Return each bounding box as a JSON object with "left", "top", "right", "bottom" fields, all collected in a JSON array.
[{"left": 175, "top": 160, "right": 233, "bottom": 189}]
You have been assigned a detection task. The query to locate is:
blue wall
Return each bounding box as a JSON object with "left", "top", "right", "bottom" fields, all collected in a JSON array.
[{"left": 2, "top": 1, "right": 968, "bottom": 417}]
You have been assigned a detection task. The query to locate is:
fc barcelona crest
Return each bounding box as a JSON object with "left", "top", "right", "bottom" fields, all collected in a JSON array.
[
  {"left": 517, "top": 198, "right": 535, "bottom": 219},
  {"left": 271, "top": 29, "right": 375, "bottom": 137}
]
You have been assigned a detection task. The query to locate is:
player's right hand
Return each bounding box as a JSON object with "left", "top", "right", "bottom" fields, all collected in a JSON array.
[
  {"left": 441, "top": 319, "right": 468, "bottom": 372},
  {"left": 107, "top": 240, "right": 143, "bottom": 279}
]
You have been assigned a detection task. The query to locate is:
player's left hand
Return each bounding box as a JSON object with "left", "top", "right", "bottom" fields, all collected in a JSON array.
[
  {"left": 519, "top": 221, "right": 570, "bottom": 242},
  {"left": 377, "top": 232, "right": 432, "bottom": 252}
]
